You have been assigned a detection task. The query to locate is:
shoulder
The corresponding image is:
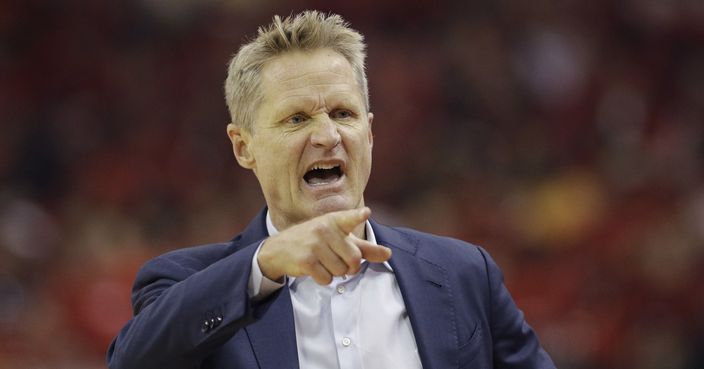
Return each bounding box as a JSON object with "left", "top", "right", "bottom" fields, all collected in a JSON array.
[
  {"left": 134, "top": 241, "right": 240, "bottom": 286},
  {"left": 152, "top": 242, "right": 235, "bottom": 270},
  {"left": 391, "top": 226, "right": 481, "bottom": 250},
  {"left": 373, "top": 223, "right": 501, "bottom": 296},
  {"left": 139, "top": 208, "right": 268, "bottom": 275},
  {"left": 374, "top": 222, "right": 494, "bottom": 278}
]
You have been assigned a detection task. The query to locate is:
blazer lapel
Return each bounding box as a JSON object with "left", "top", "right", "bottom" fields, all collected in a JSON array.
[
  {"left": 373, "top": 221, "right": 459, "bottom": 369},
  {"left": 238, "top": 212, "right": 459, "bottom": 369},
  {"left": 245, "top": 284, "right": 299, "bottom": 369}
]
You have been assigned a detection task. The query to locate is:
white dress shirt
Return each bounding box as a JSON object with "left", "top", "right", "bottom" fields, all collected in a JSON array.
[{"left": 248, "top": 212, "right": 422, "bottom": 369}]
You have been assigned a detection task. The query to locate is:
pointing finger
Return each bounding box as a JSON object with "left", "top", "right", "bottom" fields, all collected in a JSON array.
[{"left": 331, "top": 207, "right": 371, "bottom": 235}]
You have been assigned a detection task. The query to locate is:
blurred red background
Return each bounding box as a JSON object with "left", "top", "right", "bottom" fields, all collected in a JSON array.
[{"left": 1, "top": 0, "right": 703, "bottom": 368}]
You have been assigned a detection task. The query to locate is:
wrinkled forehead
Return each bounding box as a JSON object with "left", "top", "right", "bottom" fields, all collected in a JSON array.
[{"left": 258, "top": 49, "right": 363, "bottom": 102}]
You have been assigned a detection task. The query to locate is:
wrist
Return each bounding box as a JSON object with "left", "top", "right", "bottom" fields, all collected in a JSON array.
[{"left": 258, "top": 239, "right": 285, "bottom": 282}]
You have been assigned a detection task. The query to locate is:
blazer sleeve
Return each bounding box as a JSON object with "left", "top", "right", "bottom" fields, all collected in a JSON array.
[
  {"left": 479, "top": 247, "right": 557, "bottom": 369},
  {"left": 106, "top": 241, "right": 262, "bottom": 369}
]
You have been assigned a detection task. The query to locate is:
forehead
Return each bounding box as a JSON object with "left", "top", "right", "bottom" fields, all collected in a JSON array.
[{"left": 258, "top": 49, "right": 362, "bottom": 106}]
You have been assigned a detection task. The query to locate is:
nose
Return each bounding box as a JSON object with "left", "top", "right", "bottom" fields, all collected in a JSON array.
[{"left": 310, "top": 117, "right": 341, "bottom": 149}]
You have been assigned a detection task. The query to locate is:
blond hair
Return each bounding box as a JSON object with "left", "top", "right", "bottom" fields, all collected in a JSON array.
[{"left": 224, "top": 11, "right": 369, "bottom": 131}]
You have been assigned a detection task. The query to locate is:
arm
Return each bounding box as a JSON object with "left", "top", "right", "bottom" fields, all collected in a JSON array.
[
  {"left": 107, "top": 208, "right": 390, "bottom": 368},
  {"left": 479, "top": 248, "right": 556, "bottom": 369},
  {"left": 106, "top": 241, "right": 262, "bottom": 369}
]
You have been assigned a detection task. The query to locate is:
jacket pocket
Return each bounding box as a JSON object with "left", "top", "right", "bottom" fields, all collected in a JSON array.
[{"left": 458, "top": 323, "right": 483, "bottom": 369}]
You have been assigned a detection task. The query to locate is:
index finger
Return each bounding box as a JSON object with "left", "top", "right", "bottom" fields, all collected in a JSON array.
[{"left": 330, "top": 207, "right": 371, "bottom": 234}]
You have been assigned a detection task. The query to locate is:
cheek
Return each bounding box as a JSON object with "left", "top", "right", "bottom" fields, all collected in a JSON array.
[
  {"left": 269, "top": 138, "right": 305, "bottom": 183},
  {"left": 351, "top": 135, "right": 373, "bottom": 175}
]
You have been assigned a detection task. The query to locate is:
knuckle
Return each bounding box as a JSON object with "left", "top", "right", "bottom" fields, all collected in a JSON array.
[
  {"left": 348, "top": 253, "right": 362, "bottom": 266},
  {"left": 301, "top": 255, "right": 318, "bottom": 270},
  {"left": 311, "top": 222, "right": 328, "bottom": 237},
  {"left": 324, "top": 216, "right": 339, "bottom": 230},
  {"left": 310, "top": 241, "right": 326, "bottom": 254}
]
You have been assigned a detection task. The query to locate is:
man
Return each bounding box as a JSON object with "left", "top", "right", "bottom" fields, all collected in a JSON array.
[{"left": 107, "top": 11, "right": 555, "bottom": 369}]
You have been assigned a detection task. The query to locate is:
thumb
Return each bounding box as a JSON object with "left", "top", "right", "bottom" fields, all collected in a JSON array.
[{"left": 332, "top": 207, "right": 371, "bottom": 234}]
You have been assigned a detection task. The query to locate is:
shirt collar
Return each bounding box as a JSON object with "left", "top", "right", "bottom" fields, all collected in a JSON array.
[{"left": 265, "top": 210, "right": 393, "bottom": 281}]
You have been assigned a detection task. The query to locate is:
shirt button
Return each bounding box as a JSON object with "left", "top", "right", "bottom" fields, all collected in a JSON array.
[
  {"left": 341, "top": 337, "right": 352, "bottom": 347},
  {"left": 336, "top": 285, "right": 346, "bottom": 294}
]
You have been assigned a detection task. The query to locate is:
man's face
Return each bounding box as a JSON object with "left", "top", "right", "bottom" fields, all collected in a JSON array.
[{"left": 228, "top": 48, "right": 373, "bottom": 231}]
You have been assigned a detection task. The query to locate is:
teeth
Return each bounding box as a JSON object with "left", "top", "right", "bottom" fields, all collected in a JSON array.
[{"left": 311, "top": 164, "right": 338, "bottom": 171}]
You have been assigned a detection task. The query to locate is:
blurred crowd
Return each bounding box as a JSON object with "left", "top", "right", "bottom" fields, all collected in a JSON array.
[{"left": 1, "top": 0, "right": 703, "bottom": 368}]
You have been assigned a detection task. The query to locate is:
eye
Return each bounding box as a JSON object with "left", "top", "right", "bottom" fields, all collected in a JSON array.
[
  {"left": 331, "top": 109, "right": 354, "bottom": 120},
  {"left": 286, "top": 113, "right": 308, "bottom": 125}
]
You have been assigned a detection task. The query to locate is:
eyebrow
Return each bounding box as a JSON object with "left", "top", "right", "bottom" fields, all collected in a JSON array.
[
  {"left": 272, "top": 92, "right": 361, "bottom": 118},
  {"left": 271, "top": 97, "right": 317, "bottom": 120}
]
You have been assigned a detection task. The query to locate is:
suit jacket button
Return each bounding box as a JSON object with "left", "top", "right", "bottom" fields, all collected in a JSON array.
[
  {"left": 201, "top": 319, "right": 212, "bottom": 333},
  {"left": 213, "top": 316, "right": 223, "bottom": 327}
]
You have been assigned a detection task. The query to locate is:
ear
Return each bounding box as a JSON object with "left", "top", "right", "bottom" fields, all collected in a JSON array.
[
  {"left": 367, "top": 112, "right": 374, "bottom": 148},
  {"left": 227, "top": 123, "right": 256, "bottom": 169}
]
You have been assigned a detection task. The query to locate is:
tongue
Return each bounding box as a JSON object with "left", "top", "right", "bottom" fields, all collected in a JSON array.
[{"left": 305, "top": 169, "right": 340, "bottom": 185}]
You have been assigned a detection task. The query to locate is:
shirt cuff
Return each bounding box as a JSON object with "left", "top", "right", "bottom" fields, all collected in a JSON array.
[{"left": 248, "top": 240, "right": 285, "bottom": 301}]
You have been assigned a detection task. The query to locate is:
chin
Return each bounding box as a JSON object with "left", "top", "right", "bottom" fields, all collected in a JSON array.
[{"left": 310, "top": 196, "right": 358, "bottom": 215}]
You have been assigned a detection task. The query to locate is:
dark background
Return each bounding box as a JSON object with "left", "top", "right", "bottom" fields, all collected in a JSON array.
[{"left": 1, "top": 0, "right": 703, "bottom": 368}]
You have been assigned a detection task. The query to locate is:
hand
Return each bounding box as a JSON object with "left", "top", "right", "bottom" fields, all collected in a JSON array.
[{"left": 257, "top": 207, "right": 392, "bottom": 285}]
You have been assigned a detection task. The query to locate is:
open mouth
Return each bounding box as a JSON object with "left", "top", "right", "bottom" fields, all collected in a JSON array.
[{"left": 304, "top": 164, "right": 343, "bottom": 186}]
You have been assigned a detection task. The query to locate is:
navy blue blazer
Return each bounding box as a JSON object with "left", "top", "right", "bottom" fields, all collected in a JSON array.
[{"left": 107, "top": 209, "right": 555, "bottom": 369}]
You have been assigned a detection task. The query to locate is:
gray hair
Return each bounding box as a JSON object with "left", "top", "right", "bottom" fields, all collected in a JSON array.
[{"left": 224, "top": 10, "right": 369, "bottom": 131}]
